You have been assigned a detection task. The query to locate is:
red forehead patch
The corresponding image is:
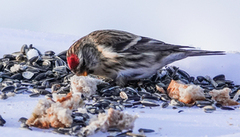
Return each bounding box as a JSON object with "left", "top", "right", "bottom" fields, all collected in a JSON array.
[{"left": 67, "top": 54, "right": 79, "bottom": 70}]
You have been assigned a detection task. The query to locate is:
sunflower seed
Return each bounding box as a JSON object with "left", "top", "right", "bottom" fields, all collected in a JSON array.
[
  {"left": 0, "top": 115, "right": 6, "bottom": 126},
  {"left": 203, "top": 105, "right": 216, "bottom": 113}
]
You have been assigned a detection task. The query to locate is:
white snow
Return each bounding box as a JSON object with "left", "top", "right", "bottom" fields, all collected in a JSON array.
[
  {"left": 0, "top": 28, "right": 78, "bottom": 56},
  {"left": 0, "top": 28, "right": 240, "bottom": 137}
]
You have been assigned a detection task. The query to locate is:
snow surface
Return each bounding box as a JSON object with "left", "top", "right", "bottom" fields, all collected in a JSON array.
[
  {"left": 0, "top": 28, "right": 240, "bottom": 137},
  {"left": 1, "top": 1, "right": 240, "bottom": 52}
]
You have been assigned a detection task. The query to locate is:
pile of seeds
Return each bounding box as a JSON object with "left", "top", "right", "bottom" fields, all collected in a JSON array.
[
  {"left": 0, "top": 45, "right": 240, "bottom": 136},
  {"left": 0, "top": 44, "right": 72, "bottom": 99}
]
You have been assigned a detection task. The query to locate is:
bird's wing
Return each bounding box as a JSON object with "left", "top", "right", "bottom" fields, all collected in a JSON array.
[
  {"left": 88, "top": 30, "right": 193, "bottom": 53},
  {"left": 121, "top": 36, "right": 225, "bottom": 56},
  {"left": 88, "top": 29, "right": 138, "bottom": 51},
  {"left": 118, "top": 36, "right": 194, "bottom": 53},
  {"left": 89, "top": 30, "right": 224, "bottom": 56}
]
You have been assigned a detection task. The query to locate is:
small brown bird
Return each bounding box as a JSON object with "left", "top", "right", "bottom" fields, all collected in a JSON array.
[{"left": 67, "top": 30, "right": 224, "bottom": 86}]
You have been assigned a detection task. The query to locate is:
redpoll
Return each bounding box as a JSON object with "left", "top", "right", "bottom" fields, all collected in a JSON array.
[{"left": 67, "top": 30, "right": 224, "bottom": 86}]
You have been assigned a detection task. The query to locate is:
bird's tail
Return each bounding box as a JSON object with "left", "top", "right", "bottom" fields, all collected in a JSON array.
[{"left": 186, "top": 50, "right": 225, "bottom": 57}]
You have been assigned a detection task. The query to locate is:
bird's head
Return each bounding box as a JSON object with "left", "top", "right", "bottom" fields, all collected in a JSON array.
[
  {"left": 67, "top": 43, "right": 100, "bottom": 76},
  {"left": 67, "top": 53, "right": 81, "bottom": 75}
]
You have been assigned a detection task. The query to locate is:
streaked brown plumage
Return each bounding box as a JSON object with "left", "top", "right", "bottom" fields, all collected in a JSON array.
[{"left": 67, "top": 30, "right": 225, "bottom": 86}]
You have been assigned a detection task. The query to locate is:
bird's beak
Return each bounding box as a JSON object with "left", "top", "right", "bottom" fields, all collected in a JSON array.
[
  {"left": 82, "top": 71, "right": 88, "bottom": 76},
  {"left": 75, "top": 71, "right": 88, "bottom": 76}
]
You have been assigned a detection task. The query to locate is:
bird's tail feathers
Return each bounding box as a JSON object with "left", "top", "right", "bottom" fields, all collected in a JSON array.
[{"left": 186, "top": 50, "right": 225, "bottom": 57}]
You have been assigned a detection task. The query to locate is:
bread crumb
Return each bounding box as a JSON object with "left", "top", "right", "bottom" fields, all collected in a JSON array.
[
  {"left": 10, "top": 64, "right": 21, "bottom": 73},
  {"left": 156, "top": 85, "right": 165, "bottom": 93},
  {"left": 209, "top": 88, "right": 240, "bottom": 106},
  {"left": 6, "top": 92, "right": 15, "bottom": 97},
  {"left": 26, "top": 93, "right": 84, "bottom": 128},
  {"left": 70, "top": 75, "right": 105, "bottom": 97},
  {"left": 120, "top": 91, "right": 128, "bottom": 100},
  {"left": 26, "top": 98, "right": 53, "bottom": 128},
  {"left": 167, "top": 80, "right": 205, "bottom": 104},
  {"left": 46, "top": 102, "right": 73, "bottom": 128},
  {"left": 81, "top": 108, "right": 138, "bottom": 136}
]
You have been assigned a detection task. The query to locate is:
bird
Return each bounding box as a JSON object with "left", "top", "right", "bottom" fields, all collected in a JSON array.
[{"left": 67, "top": 29, "right": 225, "bottom": 86}]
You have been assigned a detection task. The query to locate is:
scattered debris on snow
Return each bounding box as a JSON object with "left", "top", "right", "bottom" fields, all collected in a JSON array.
[
  {"left": 6, "top": 92, "right": 15, "bottom": 97},
  {"left": 70, "top": 75, "right": 105, "bottom": 97},
  {"left": 26, "top": 93, "right": 84, "bottom": 128},
  {"left": 10, "top": 64, "right": 21, "bottom": 73},
  {"left": 167, "top": 80, "right": 205, "bottom": 104},
  {"left": 156, "top": 85, "right": 165, "bottom": 93},
  {"left": 120, "top": 91, "right": 128, "bottom": 100},
  {"left": 209, "top": 88, "right": 240, "bottom": 106},
  {"left": 80, "top": 108, "right": 138, "bottom": 136}
]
